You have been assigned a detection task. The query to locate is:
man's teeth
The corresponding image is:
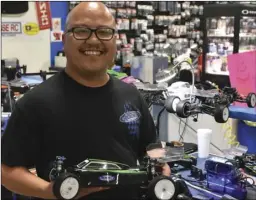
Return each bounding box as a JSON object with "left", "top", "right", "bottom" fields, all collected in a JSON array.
[{"left": 83, "top": 51, "right": 101, "bottom": 55}]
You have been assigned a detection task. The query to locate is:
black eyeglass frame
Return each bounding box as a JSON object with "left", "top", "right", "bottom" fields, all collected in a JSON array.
[{"left": 65, "top": 27, "right": 117, "bottom": 41}]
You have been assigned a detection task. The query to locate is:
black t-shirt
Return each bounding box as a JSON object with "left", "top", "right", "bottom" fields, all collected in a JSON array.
[{"left": 1, "top": 70, "right": 157, "bottom": 200}]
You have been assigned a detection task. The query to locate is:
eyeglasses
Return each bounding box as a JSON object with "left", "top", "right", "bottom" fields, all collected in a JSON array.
[{"left": 66, "top": 27, "right": 116, "bottom": 41}]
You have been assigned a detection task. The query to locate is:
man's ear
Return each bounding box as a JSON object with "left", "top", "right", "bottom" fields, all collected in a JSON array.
[{"left": 62, "top": 33, "right": 65, "bottom": 44}]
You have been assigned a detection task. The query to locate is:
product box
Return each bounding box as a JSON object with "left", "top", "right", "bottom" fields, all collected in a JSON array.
[
  {"left": 130, "top": 56, "right": 169, "bottom": 84},
  {"left": 227, "top": 50, "right": 256, "bottom": 107}
]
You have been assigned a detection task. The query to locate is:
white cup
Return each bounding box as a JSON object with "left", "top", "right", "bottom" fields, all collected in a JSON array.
[{"left": 197, "top": 129, "right": 212, "bottom": 158}]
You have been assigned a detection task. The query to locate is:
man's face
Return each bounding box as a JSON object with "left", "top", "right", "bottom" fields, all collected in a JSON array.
[{"left": 63, "top": 9, "right": 116, "bottom": 75}]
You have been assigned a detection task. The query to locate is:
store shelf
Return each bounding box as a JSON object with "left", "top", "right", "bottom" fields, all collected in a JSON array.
[
  {"left": 229, "top": 105, "right": 256, "bottom": 122},
  {"left": 208, "top": 34, "right": 234, "bottom": 38}
]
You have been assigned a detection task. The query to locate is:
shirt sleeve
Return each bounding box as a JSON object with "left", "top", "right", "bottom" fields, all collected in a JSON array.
[
  {"left": 138, "top": 93, "right": 157, "bottom": 161},
  {"left": 1, "top": 103, "right": 41, "bottom": 168}
]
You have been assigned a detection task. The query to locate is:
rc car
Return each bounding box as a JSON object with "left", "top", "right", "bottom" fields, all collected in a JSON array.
[
  {"left": 204, "top": 158, "right": 247, "bottom": 200},
  {"left": 164, "top": 80, "right": 256, "bottom": 123},
  {"left": 164, "top": 81, "right": 199, "bottom": 113},
  {"left": 165, "top": 89, "right": 230, "bottom": 123},
  {"left": 216, "top": 87, "right": 256, "bottom": 108},
  {"left": 171, "top": 97, "right": 230, "bottom": 123},
  {"left": 134, "top": 82, "right": 168, "bottom": 107},
  {"left": 177, "top": 157, "right": 249, "bottom": 200},
  {"left": 50, "top": 156, "right": 192, "bottom": 200},
  {"left": 233, "top": 153, "right": 256, "bottom": 177}
]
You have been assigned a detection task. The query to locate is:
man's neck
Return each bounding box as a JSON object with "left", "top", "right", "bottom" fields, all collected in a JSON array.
[{"left": 65, "top": 67, "right": 109, "bottom": 88}]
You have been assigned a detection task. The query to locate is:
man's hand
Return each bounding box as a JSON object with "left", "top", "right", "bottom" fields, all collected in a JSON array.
[
  {"left": 46, "top": 182, "right": 109, "bottom": 199},
  {"left": 75, "top": 187, "right": 110, "bottom": 199},
  {"left": 161, "top": 163, "right": 171, "bottom": 176},
  {"left": 147, "top": 148, "right": 171, "bottom": 176}
]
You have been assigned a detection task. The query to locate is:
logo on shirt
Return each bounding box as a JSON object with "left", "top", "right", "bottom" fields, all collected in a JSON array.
[
  {"left": 120, "top": 111, "right": 141, "bottom": 123},
  {"left": 120, "top": 103, "right": 141, "bottom": 136}
]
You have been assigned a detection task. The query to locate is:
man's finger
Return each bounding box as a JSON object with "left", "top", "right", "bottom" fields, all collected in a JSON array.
[
  {"left": 162, "top": 163, "right": 171, "bottom": 176},
  {"left": 76, "top": 187, "right": 110, "bottom": 199}
]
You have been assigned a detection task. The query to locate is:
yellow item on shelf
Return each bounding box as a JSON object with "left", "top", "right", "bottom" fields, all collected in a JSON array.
[
  {"left": 222, "top": 119, "right": 240, "bottom": 147},
  {"left": 244, "top": 120, "right": 256, "bottom": 127}
]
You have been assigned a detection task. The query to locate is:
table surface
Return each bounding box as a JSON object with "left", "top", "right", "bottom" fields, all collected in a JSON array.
[{"left": 229, "top": 105, "right": 256, "bottom": 122}]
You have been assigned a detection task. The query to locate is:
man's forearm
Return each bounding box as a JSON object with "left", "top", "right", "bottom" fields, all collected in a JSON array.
[{"left": 1, "top": 164, "right": 56, "bottom": 199}]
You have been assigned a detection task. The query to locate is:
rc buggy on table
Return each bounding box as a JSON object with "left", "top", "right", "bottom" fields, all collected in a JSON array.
[
  {"left": 165, "top": 82, "right": 256, "bottom": 123},
  {"left": 50, "top": 156, "right": 192, "bottom": 200},
  {"left": 216, "top": 87, "right": 256, "bottom": 108},
  {"left": 134, "top": 82, "right": 168, "bottom": 107}
]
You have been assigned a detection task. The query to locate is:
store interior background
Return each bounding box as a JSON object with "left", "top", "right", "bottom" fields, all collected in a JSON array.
[
  {"left": 2, "top": 2, "right": 67, "bottom": 72},
  {"left": 2, "top": 1, "right": 256, "bottom": 155}
]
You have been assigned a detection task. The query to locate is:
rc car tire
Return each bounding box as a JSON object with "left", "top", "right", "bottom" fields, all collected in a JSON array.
[
  {"left": 53, "top": 173, "right": 80, "bottom": 200},
  {"left": 165, "top": 96, "right": 181, "bottom": 113},
  {"left": 148, "top": 175, "right": 176, "bottom": 200},
  {"left": 176, "top": 100, "right": 191, "bottom": 118},
  {"left": 247, "top": 93, "right": 256, "bottom": 108},
  {"left": 214, "top": 105, "right": 229, "bottom": 123}
]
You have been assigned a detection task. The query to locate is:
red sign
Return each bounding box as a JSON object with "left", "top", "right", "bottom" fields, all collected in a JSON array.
[{"left": 35, "top": 2, "right": 52, "bottom": 30}]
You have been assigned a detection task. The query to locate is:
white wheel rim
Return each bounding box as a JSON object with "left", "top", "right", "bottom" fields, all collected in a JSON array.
[
  {"left": 251, "top": 94, "right": 256, "bottom": 107},
  {"left": 183, "top": 102, "right": 190, "bottom": 116},
  {"left": 49, "top": 168, "right": 56, "bottom": 181},
  {"left": 154, "top": 179, "right": 175, "bottom": 200},
  {"left": 222, "top": 107, "right": 229, "bottom": 122},
  {"left": 172, "top": 98, "right": 180, "bottom": 112},
  {"left": 60, "top": 177, "right": 79, "bottom": 200}
]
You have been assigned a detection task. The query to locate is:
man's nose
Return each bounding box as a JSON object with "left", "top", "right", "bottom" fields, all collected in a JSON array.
[{"left": 87, "top": 31, "right": 100, "bottom": 43}]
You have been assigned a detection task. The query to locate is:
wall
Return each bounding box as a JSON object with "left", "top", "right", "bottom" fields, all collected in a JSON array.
[
  {"left": 2, "top": 2, "right": 51, "bottom": 73},
  {"left": 50, "top": 2, "right": 68, "bottom": 67},
  {"left": 1, "top": 2, "right": 68, "bottom": 72}
]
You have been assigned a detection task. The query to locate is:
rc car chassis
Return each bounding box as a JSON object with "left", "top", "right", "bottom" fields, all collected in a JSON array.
[
  {"left": 165, "top": 84, "right": 256, "bottom": 123},
  {"left": 50, "top": 156, "right": 192, "bottom": 200}
]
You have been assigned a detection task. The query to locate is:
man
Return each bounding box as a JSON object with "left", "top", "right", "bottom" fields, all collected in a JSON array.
[{"left": 1, "top": 2, "right": 170, "bottom": 200}]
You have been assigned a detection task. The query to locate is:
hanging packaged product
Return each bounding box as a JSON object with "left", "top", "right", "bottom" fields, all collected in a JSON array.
[
  {"left": 130, "top": 38, "right": 135, "bottom": 49},
  {"left": 199, "top": 5, "right": 204, "bottom": 15},
  {"left": 140, "top": 20, "right": 148, "bottom": 31},
  {"left": 145, "top": 41, "right": 154, "bottom": 50},
  {"left": 117, "top": 1, "right": 125, "bottom": 8},
  {"left": 140, "top": 33, "right": 148, "bottom": 42},
  {"left": 131, "top": 9, "right": 136, "bottom": 17},
  {"left": 126, "top": 9, "right": 131, "bottom": 18},
  {"left": 174, "top": 2, "right": 181, "bottom": 14},
  {"left": 146, "top": 29, "right": 154, "bottom": 42},
  {"left": 116, "top": 39, "right": 122, "bottom": 50},
  {"left": 116, "top": 18, "right": 122, "bottom": 30},
  {"left": 135, "top": 38, "right": 143, "bottom": 52},
  {"left": 123, "top": 19, "right": 130, "bottom": 30},
  {"left": 131, "top": 19, "right": 138, "bottom": 30},
  {"left": 152, "top": 2, "right": 158, "bottom": 11},
  {"left": 147, "top": 15, "right": 154, "bottom": 26},
  {"left": 126, "top": 1, "right": 136, "bottom": 8},
  {"left": 109, "top": 8, "right": 116, "bottom": 17},
  {"left": 120, "top": 34, "right": 128, "bottom": 45},
  {"left": 159, "top": 2, "right": 167, "bottom": 12}
]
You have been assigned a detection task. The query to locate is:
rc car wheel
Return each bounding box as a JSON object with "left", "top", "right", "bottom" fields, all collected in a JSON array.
[
  {"left": 176, "top": 100, "right": 191, "bottom": 118},
  {"left": 165, "top": 96, "right": 181, "bottom": 113},
  {"left": 49, "top": 167, "right": 57, "bottom": 181},
  {"left": 53, "top": 173, "right": 80, "bottom": 200},
  {"left": 148, "top": 175, "right": 176, "bottom": 200},
  {"left": 247, "top": 93, "right": 256, "bottom": 108},
  {"left": 214, "top": 105, "right": 229, "bottom": 123}
]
